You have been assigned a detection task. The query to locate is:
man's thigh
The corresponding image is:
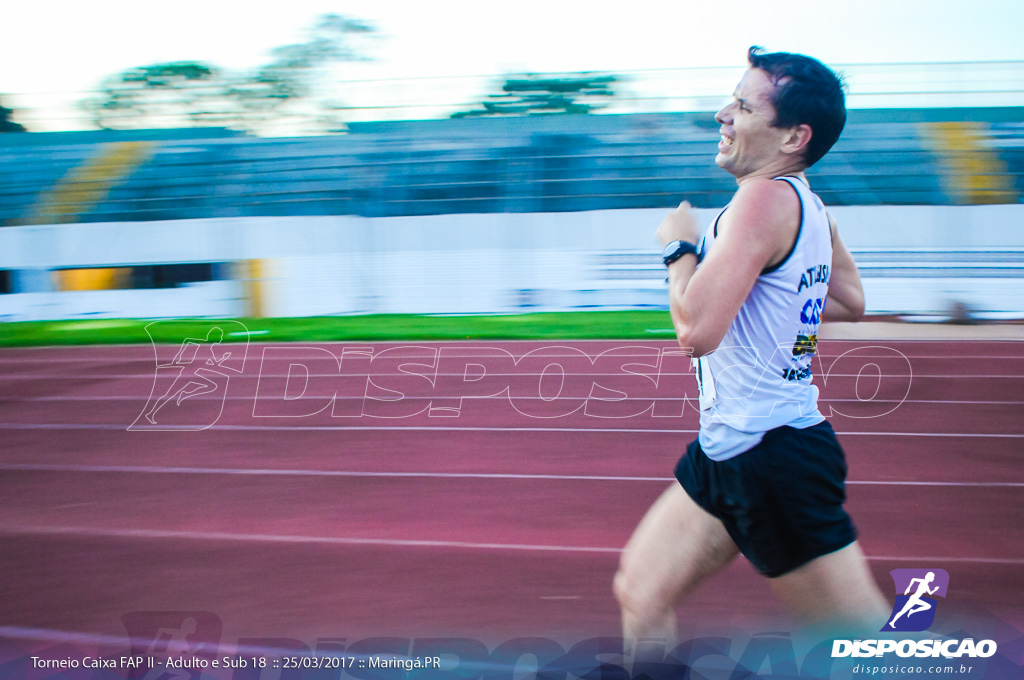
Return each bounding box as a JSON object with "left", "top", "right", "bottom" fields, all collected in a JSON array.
[
  {"left": 769, "top": 541, "right": 888, "bottom": 632},
  {"left": 617, "top": 483, "right": 739, "bottom": 608}
]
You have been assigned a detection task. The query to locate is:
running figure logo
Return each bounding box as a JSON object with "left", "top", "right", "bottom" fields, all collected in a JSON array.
[
  {"left": 882, "top": 568, "right": 950, "bottom": 632},
  {"left": 131, "top": 321, "right": 250, "bottom": 431},
  {"left": 121, "top": 610, "right": 221, "bottom": 680}
]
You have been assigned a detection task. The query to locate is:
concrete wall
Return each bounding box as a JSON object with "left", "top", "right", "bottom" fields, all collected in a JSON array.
[{"left": 1, "top": 205, "right": 1022, "bottom": 321}]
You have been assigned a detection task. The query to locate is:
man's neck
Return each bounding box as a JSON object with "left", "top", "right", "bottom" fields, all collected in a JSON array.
[{"left": 734, "top": 162, "right": 808, "bottom": 186}]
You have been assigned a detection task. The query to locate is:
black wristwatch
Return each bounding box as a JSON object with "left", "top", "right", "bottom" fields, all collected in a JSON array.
[{"left": 662, "top": 240, "right": 698, "bottom": 266}]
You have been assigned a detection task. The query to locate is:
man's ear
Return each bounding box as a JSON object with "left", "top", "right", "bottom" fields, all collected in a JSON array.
[{"left": 782, "top": 123, "right": 813, "bottom": 157}]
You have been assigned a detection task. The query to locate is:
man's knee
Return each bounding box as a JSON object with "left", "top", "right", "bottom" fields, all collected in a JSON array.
[
  {"left": 613, "top": 555, "right": 635, "bottom": 609},
  {"left": 614, "top": 552, "right": 665, "bottom": 618}
]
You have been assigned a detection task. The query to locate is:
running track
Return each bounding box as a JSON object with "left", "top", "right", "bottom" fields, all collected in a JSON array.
[{"left": 1, "top": 338, "right": 1022, "bottom": 651}]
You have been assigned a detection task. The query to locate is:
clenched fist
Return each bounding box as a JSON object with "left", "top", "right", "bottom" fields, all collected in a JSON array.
[{"left": 656, "top": 201, "right": 700, "bottom": 246}]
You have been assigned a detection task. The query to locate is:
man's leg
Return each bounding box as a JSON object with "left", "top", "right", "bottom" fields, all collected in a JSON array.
[
  {"left": 770, "top": 541, "right": 889, "bottom": 634},
  {"left": 614, "top": 483, "right": 739, "bottom": 643}
]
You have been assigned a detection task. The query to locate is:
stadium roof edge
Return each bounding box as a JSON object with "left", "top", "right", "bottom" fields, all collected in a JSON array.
[{"left": 0, "top": 128, "right": 247, "bottom": 148}]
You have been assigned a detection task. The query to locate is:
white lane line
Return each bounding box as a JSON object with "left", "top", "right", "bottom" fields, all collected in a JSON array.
[
  {"left": 0, "top": 525, "right": 622, "bottom": 554},
  {"left": 2, "top": 463, "right": 1023, "bottom": 487},
  {"left": 538, "top": 596, "right": 582, "bottom": 600},
  {"left": 3, "top": 525, "right": 1023, "bottom": 566},
  {"left": 1, "top": 350, "right": 1023, "bottom": 364},
  {"left": 7, "top": 464, "right": 667, "bottom": 481},
  {"left": 0, "top": 372, "right": 1021, "bottom": 380},
  {"left": 8, "top": 395, "right": 1024, "bottom": 406},
  {"left": 6, "top": 423, "right": 696, "bottom": 434},
  {"left": 866, "top": 556, "right": 1024, "bottom": 565},
  {"left": 2, "top": 423, "right": 1023, "bottom": 438},
  {"left": 846, "top": 480, "right": 1024, "bottom": 487},
  {"left": 0, "top": 626, "right": 386, "bottom": 659}
]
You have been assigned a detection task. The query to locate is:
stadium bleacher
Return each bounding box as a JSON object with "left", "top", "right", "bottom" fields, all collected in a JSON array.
[
  {"left": 2, "top": 107, "right": 1020, "bottom": 226},
  {"left": 1, "top": 107, "right": 1022, "bottom": 320}
]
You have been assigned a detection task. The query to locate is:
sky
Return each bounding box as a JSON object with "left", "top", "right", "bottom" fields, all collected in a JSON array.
[{"left": 3, "top": 0, "right": 1024, "bottom": 128}]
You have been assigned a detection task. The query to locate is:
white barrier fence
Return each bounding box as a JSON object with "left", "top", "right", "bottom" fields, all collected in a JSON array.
[{"left": 1, "top": 205, "right": 1022, "bottom": 321}]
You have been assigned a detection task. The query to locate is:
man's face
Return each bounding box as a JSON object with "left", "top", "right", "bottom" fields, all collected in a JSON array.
[{"left": 714, "top": 67, "right": 794, "bottom": 179}]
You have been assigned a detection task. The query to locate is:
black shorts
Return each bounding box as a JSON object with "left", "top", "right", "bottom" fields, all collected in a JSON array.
[{"left": 674, "top": 420, "right": 857, "bottom": 578}]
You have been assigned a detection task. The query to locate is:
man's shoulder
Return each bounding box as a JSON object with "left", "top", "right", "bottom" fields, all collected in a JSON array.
[
  {"left": 732, "top": 177, "right": 801, "bottom": 208},
  {"left": 720, "top": 178, "right": 802, "bottom": 239}
]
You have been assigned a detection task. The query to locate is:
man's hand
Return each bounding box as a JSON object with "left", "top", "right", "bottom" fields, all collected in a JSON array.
[{"left": 656, "top": 201, "right": 700, "bottom": 246}]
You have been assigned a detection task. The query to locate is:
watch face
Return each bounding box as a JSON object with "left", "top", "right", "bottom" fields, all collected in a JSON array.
[{"left": 663, "top": 241, "right": 681, "bottom": 258}]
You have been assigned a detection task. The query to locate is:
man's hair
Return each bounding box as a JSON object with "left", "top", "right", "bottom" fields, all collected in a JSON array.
[{"left": 747, "top": 46, "right": 846, "bottom": 167}]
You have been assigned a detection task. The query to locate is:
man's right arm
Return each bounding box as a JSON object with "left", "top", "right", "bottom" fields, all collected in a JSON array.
[
  {"left": 823, "top": 214, "right": 865, "bottom": 322},
  {"left": 663, "top": 180, "right": 801, "bottom": 357}
]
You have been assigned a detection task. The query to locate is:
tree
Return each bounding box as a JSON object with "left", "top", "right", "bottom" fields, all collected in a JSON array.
[
  {"left": 79, "top": 13, "right": 376, "bottom": 134},
  {"left": 0, "top": 98, "right": 26, "bottom": 132},
  {"left": 81, "top": 61, "right": 227, "bottom": 129},
  {"left": 226, "top": 13, "right": 375, "bottom": 133},
  {"left": 452, "top": 73, "right": 618, "bottom": 118}
]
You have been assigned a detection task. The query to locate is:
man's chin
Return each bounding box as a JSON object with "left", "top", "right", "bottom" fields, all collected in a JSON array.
[{"left": 714, "top": 154, "right": 737, "bottom": 174}]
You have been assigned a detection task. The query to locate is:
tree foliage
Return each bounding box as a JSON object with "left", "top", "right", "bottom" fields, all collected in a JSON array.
[
  {"left": 452, "top": 73, "right": 618, "bottom": 118},
  {"left": 81, "top": 62, "right": 225, "bottom": 128},
  {"left": 226, "top": 14, "right": 374, "bottom": 131},
  {"left": 79, "top": 13, "right": 376, "bottom": 134},
  {"left": 0, "top": 98, "right": 27, "bottom": 132}
]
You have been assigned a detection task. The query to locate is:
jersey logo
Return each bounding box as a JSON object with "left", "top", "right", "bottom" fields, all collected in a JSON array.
[
  {"left": 782, "top": 365, "right": 813, "bottom": 382},
  {"left": 800, "top": 298, "right": 825, "bottom": 325},
  {"left": 792, "top": 334, "right": 818, "bottom": 357},
  {"left": 797, "top": 264, "right": 830, "bottom": 293}
]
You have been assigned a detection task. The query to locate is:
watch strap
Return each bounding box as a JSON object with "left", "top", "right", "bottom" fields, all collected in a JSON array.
[{"left": 663, "top": 240, "right": 698, "bottom": 266}]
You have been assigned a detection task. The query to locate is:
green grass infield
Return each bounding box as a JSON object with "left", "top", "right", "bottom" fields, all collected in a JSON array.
[{"left": 0, "top": 311, "right": 678, "bottom": 346}]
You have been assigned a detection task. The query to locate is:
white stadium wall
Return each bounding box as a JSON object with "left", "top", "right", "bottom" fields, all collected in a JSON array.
[{"left": 0, "top": 205, "right": 1022, "bottom": 321}]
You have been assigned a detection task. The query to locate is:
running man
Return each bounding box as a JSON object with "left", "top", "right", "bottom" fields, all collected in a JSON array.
[
  {"left": 145, "top": 327, "right": 232, "bottom": 424},
  {"left": 614, "top": 47, "right": 889, "bottom": 641},
  {"left": 889, "top": 572, "right": 939, "bottom": 628},
  {"left": 141, "top": 617, "right": 198, "bottom": 680}
]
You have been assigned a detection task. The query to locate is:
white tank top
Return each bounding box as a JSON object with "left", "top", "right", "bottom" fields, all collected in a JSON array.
[{"left": 693, "top": 176, "right": 831, "bottom": 461}]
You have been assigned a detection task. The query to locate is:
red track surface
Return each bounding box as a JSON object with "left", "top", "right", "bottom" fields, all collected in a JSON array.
[{"left": 1, "top": 339, "right": 1022, "bottom": 650}]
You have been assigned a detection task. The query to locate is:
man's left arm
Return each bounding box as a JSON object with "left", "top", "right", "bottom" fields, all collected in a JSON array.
[{"left": 822, "top": 213, "right": 866, "bottom": 322}]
